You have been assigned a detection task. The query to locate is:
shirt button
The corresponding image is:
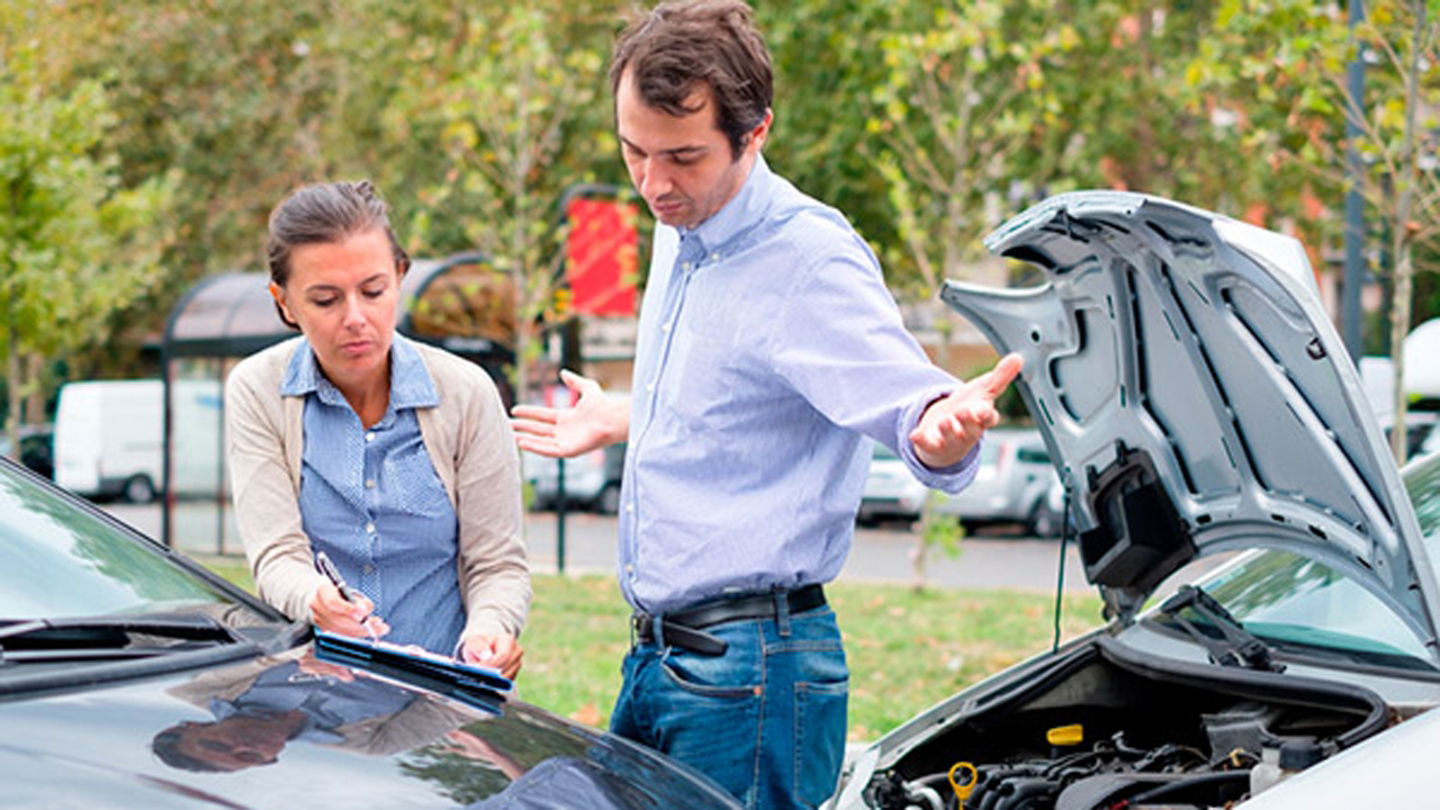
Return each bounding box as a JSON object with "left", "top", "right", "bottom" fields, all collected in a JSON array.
[
  {"left": 365, "top": 432, "right": 376, "bottom": 443},
  {"left": 680, "top": 261, "right": 692, "bottom": 271},
  {"left": 365, "top": 479, "right": 376, "bottom": 489},
  {"left": 625, "top": 503, "right": 635, "bottom": 514},
  {"left": 624, "top": 564, "right": 635, "bottom": 573},
  {"left": 710, "top": 252, "right": 720, "bottom": 261},
  {"left": 646, "top": 382, "right": 656, "bottom": 393},
  {"left": 661, "top": 323, "right": 672, "bottom": 333},
  {"left": 365, "top": 522, "right": 376, "bottom": 533},
  {"left": 363, "top": 564, "right": 376, "bottom": 575}
]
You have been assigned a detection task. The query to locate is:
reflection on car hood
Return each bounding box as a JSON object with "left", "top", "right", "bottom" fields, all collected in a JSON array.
[
  {"left": 0, "top": 644, "right": 738, "bottom": 809},
  {"left": 943, "top": 191, "right": 1440, "bottom": 658}
]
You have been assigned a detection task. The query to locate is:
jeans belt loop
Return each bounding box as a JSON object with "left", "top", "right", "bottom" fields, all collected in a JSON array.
[
  {"left": 774, "top": 586, "right": 792, "bottom": 638},
  {"left": 652, "top": 613, "right": 666, "bottom": 650}
]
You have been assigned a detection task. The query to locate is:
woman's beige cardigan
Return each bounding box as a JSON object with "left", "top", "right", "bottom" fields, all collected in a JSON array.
[{"left": 224, "top": 336, "right": 530, "bottom": 642}]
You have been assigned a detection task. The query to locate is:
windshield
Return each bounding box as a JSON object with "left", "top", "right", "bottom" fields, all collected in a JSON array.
[
  {"left": 1157, "top": 452, "right": 1440, "bottom": 671},
  {"left": 0, "top": 462, "right": 252, "bottom": 619}
]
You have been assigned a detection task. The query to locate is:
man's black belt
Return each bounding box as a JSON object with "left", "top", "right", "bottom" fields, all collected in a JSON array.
[{"left": 631, "top": 584, "right": 827, "bottom": 656}]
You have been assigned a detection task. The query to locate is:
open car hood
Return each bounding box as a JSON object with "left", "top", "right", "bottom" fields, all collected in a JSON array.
[{"left": 943, "top": 191, "right": 1440, "bottom": 658}]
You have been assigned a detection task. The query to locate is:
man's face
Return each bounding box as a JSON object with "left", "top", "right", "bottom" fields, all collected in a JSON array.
[
  {"left": 616, "top": 69, "right": 770, "bottom": 230},
  {"left": 173, "top": 715, "right": 294, "bottom": 771}
]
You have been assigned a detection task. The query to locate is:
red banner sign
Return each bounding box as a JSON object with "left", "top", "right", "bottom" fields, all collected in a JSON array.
[{"left": 565, "top": 197, "right": 639, "bottom": 316}]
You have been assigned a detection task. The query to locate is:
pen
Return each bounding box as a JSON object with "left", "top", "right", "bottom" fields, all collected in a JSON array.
[{"left": 314, "top": 550, "right": 377, "bottom": 640}]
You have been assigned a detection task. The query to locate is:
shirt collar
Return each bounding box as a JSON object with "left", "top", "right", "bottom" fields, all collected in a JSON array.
[
  {"left": 278, "top": 334, "right": 439, "bottom": 410},
  {"left": 679, "top": 153, "right": 775, "bottom": 254}
]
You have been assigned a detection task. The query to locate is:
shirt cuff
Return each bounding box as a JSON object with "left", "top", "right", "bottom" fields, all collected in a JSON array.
[{"left": 897, "top": 388, "right": 984, "bottom": 494}]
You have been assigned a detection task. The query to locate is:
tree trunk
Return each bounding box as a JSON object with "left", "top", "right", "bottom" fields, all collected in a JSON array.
[
  {"left": 1386, "top": 0, "right": 1426, "bottom": 465},
  {"left": 24, "top": 351, "right": 44, "bottom": 425},
  {"left": 4, "top": 318, "right": 19, "bottom": 461},
  {"left": 1389, "top": 245, "right": 1413, "bottom": 464}
]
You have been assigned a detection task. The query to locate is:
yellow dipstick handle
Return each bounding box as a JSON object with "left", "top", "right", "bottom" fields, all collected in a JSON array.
[{"left": 948, "top": 762, "right": 978, "bottom": 808}]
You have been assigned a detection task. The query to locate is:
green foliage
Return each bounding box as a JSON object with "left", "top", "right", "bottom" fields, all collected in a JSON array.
[
  {"left": 0, "top": 1, "right": 176, "bottom": 438},
  {"left": 11, "top": 0, "right": 1438, "bottom": 401},
  {"left": 867, "top": 0, "right": 1067, "bottom": 296},
  {"left": 387, "top": 1, "right": 620, "bottom": 402},
  {"left": 911, "top": 493, "right": 966, "bottom": 592},
  {"left": 919, "top": 495, "right": 965, "bottom": 559}
]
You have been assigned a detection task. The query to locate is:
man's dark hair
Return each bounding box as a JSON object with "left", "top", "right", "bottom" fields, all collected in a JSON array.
[
  {"left": 151, "top": 724, "right": 227, "bottom": 773},
  {"left": 265, "top": 179, "right": 411, "bottom": 330},
  {"left": 609, "top": 0, "right": 773, "bottom": 158}
]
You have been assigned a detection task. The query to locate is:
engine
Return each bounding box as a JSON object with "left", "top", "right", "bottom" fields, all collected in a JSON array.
[{"left": 857, "top": 640, "right": 1386, "bottom": 810}]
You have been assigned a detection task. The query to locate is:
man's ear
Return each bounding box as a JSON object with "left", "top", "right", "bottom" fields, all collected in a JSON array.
[{"left": 747, "top": 108, "right": 774, "bottom": 155}]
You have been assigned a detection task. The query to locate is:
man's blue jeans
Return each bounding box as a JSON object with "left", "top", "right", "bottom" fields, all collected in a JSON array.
[{"left": 610, "top": 601, "right": 849, "bottom": 810}]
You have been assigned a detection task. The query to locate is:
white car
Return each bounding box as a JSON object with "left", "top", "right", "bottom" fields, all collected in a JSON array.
[
  {"left": 524, "top": 443, "right": 626, "bottom": 514},
  {"left": 827, "top": 191, "right": 1440, "bottom": 810},
  {"left": 857, "top": 442, "right": 929, "bottom": 524},
  {"left": 932, "top": 429, "right": 1064, "bottom": 536}
]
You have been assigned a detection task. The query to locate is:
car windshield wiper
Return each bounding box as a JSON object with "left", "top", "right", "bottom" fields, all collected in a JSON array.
[
  {"left": 0, "top": 613, "right": 239, "bottom": 664},
  {"left": 1155, "top": 585, "right": 1285, "bottom": 673}
]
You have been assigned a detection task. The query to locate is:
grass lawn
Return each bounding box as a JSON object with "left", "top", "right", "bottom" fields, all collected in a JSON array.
[{"left": 196, "top": 558, "right": 1104, "bottom": 741}]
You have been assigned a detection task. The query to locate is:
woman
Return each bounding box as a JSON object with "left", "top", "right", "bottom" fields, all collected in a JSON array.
[{"left": 225, "top": 180, "right": 528, "bottom": 678}]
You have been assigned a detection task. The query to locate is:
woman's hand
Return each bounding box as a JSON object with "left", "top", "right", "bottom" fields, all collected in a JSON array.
[
  {"left": 460, "top": 632, "right": 523, "bottom": 680},
  {"left": 310, "top": 581, "right": 390, "bottom": 639}
]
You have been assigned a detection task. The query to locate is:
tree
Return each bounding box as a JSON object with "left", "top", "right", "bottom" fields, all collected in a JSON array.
[
  {"left": 0, "top": 1, "right": 175, "bottom": 457},
  {"left": 399, "top": 3, "right": 617, "bottom": 406}
]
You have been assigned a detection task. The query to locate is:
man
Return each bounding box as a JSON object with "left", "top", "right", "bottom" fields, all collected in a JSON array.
[
  {"left": 152, "top": 650, "right": 464, "bottom": 772},
  {"left": 511, "top": 2, "right": 1022, "bottom": 808}
]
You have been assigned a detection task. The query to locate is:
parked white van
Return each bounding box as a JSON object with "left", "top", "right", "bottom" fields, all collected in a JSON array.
[{"left": 54, "top": 379, "right": 223, "bottom": 503}]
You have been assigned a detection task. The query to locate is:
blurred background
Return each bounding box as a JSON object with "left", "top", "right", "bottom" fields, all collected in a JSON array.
[{"left": 2, "top": 0, "right": 1437, "bottom": 553}]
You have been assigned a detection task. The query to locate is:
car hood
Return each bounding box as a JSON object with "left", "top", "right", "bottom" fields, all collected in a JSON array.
[
  {"left": 942, "top": 191, "right": 1440, "bottom": 658},
  {"left": 0, "top": 644, "right": 738, "bottom": 809}
]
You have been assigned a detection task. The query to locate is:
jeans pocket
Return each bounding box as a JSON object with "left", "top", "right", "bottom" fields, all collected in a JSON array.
[
  {"left": 660, "top": 652, "right": 762, "bottom": 698},
  {"left": 793, "top": 672, "right": 848, "bottom": 808},
  {"left": 653, "top": 649, "right": 764, "bottom": 806}
]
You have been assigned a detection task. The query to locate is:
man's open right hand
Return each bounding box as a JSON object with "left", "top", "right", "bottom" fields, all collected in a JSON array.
[{"left": 510, "top": 369, "right": 630, "bottom": 458}]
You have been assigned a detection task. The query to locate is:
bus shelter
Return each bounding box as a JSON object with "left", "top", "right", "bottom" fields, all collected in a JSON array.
[{"left": 158, "top": 253, "right": 514, "bottom": 553}]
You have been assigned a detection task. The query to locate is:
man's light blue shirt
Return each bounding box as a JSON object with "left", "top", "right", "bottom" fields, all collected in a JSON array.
[
  {"left": 619, "top": 156, "right": 979, "bottom": 613},
  {"left": 283, "top": 334, "right": 465, "bottom": 654}
]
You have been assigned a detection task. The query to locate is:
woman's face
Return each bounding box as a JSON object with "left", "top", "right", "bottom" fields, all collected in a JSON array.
[{"left": 269, "top": 228, "right": 403, "bottom": 393}]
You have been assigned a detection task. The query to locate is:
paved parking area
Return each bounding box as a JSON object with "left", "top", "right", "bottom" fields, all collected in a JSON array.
[{"left": 104, "top": 502, "right": 1097, "bottom": 591}]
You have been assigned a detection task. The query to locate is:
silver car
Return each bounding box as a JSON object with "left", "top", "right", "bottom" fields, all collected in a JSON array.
[
  {"left": 932, "top": 429, "right": 1063, "bottom": 536},
  {"left": 857, "top": 442, "right": 929, "bottom": 524},
  {"left": 827, "top": 191, "right": 1440, "bottom": 810}
]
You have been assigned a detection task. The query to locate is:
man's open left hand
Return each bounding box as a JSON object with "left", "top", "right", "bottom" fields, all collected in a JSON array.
[{"left": 910, "top": 353, "right": 1024, "bottom": 470}]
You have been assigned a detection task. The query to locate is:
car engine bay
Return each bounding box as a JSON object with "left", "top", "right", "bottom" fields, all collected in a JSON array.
[{"left": 859, "top": 638, "right": 1387, "bottom": 810}]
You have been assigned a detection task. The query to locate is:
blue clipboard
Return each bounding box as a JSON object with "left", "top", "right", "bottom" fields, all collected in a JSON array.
[{"left": 313, "top": 630, "right": 513, "bottom": 699}]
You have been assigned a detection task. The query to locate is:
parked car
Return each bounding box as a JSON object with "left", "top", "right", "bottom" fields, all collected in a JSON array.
[
  {"left": 525, "top": 443, "right": 626, "bottom": 514},
  {"left": 932, "top": 429, "right": 1063, "bottom": 536},
  {"left": 0, "top": 456, "right": 740, "bottom": 808},
  {"left": 827, "top": 192, "right": 1440, "bottom": 810},
  {"left": 857, "top": 441, "right": 928, "bottom": 524},
  {"left": 1379, "top": 409, "right": 1440, "bottom": 459},
  {"left": 54, "top": 378, "right": 223, "bottom": 503},
  {"left": 0, "top": 422, "right": 53, "bottom": 480}
]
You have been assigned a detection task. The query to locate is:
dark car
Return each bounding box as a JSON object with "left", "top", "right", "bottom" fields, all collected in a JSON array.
[
  {"left": 828, "top": 192, "right": 1440, "bottom": 810},
  {"left": 0, "top": 423, "right": 53, "bottom": 480},
  {"left": 0, "top": 456, "right": 740, "bottom": 809}
]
